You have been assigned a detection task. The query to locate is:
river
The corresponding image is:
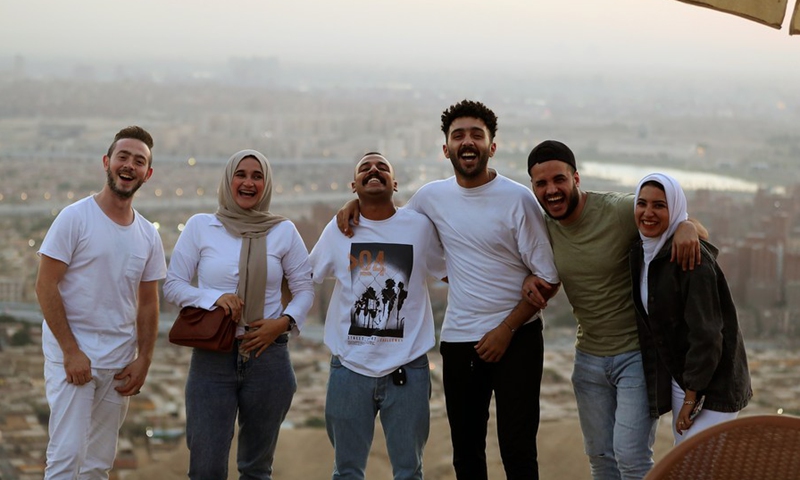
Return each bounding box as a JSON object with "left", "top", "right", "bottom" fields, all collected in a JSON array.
[{"left": 580, "top": 161, "right": 759, "bottom": 193}]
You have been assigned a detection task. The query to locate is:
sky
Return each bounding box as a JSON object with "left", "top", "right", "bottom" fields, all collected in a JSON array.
[{"left": 1, "top": 0, "right": 798, "bottom": 78}]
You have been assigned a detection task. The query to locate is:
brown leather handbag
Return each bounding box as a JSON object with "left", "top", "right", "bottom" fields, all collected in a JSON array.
[{"left": 168, "top": 306, "right": 236, "bottom": 352}]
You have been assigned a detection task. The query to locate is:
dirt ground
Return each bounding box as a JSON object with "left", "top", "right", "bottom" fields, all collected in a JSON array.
[{"left": 123, "top": 415, "right": 676, "bottom": 479}]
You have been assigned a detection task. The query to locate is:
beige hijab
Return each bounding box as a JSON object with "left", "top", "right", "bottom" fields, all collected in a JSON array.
[{"left": 215, "top": 149, "right": 286, "bottom": 325}]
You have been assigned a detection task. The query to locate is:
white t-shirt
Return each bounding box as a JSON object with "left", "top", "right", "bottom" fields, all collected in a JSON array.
[
  {"left": 310, "top": 209, "right": 446, "bottom": 377},
  {"left": 163, "top": 214, "right": 314, "bottom": 334},
  {"left": 38, "top": 196, "right": 167, "bottom": 369},
  {"left": 405, "top": 174, "right": 559, "bottom": 342}
]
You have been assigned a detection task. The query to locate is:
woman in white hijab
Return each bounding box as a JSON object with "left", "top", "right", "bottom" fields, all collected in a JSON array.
[
  {"left": 164, "top": 149, "right": 314, "bottom": 478},
  {"left": 631, "top": 173, "right": 751, "bottom": 445}
]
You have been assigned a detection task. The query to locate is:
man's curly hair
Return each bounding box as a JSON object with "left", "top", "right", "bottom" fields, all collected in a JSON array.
[{"left": 440, "top": 100, "right": 498, "bottom": 141}]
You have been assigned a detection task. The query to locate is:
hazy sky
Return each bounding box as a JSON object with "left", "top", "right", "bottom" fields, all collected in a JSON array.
[{"left": 1, "top": 0, "right": 798, "bottom": 77}]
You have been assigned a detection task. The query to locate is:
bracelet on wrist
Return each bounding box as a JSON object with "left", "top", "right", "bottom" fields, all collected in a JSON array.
[
  {"left": 502, "top": 320, "right": 516, "bottom": 333},
  {"left": 283, "top": 314, "right": 296, "bottom": 332},
  {"left": 683, "top": 400, "right": 696, "bottom": 405}
]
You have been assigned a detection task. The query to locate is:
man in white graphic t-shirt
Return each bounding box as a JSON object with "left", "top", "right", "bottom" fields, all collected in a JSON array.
[
  {"left": 35, "top": 126, "right": 167, "bottom": 479},
  {"left": 337, "top": 101, "right": 561, "bottom": 480},
  {"left": 310, "top": 152, "right": 446, "bottom": 480}
]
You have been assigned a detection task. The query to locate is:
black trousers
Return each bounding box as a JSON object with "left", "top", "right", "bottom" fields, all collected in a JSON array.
[{"left": 440, "top": 319, "right": 543, "bottom": 480}]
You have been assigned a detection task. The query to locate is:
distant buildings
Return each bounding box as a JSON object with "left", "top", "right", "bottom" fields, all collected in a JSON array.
[{"left": 693, "top": 185, "right": 800, "bottom": 338}]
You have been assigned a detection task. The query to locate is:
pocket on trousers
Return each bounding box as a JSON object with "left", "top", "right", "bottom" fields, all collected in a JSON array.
[
  {"left": 330, "top": 355, "right": 343, "bottom": 369},
  {"left": 405, "top": 354, "right": 429, "bottom": 370}
]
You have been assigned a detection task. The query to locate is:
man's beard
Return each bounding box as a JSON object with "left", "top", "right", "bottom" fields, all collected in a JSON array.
[
  {"left": 106, "top": 168, "right": 144, "bottom": 199},
  {"left": 542, "top": 184, "right": 580, "bottom": 221},
  {"left": 447, "top": 146, "right": 490, "bottom": 179}
]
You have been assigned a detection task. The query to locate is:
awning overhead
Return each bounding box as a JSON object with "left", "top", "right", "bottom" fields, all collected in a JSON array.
[{"left": 675, "top": 0, "right": 798, "bottom": 34}]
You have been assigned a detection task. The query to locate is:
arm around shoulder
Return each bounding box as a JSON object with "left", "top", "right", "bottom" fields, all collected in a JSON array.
[
  {"left": 672, "top": 219, "right": 705, "bottom": 271},
  {"left": 688, "top": 217, "right": 709, "bottom": 240},
  {"left": 336, "top": 199, "right": 361, "bottom": 237}
]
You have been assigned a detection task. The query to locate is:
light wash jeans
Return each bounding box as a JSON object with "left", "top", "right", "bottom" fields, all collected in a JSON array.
[
  {"left": 44, "top": 360, "right": 129, "bottom": 480},
  {"left": 572, "top": 349, "right": 657, "bottom": 480},
  {"left": 325, "top": 354, "right": 431, "bottom": 480},
  {"left": 185, "top": 335, "right": 296, "bottom": 480}
]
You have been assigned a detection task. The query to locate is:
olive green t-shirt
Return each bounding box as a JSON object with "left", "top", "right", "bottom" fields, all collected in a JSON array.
[{"left": 546, "top": 191, "right": 640, "bottom": 356}]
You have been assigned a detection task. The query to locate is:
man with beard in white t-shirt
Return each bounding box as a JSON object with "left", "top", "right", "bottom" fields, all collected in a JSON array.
[
  {"left": 311, "top": 152, "right": 446, "bottom": 479},
  {"left": 35, "top": 126, "right": 167, "bottom": 480}
]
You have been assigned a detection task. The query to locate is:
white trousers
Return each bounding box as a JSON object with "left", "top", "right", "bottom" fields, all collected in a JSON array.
[
  {"left": 670, "top": 378, "right": 738, "bottom": 445},
  {"left": 44, "top": 360, "right": 130, "bottom": 480}
]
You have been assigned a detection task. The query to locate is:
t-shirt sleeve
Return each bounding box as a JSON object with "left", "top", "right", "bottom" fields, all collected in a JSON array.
[
  {"left": 403, "top": 185, "right": 428, "bottom": 215},
  {"left": 38, "top": 207, "right": 79, "bottom": 265},
  {"left": 142, "top": 225, "right": 167, "bottom": 282},
  {"left": 518, "top": 196, "right": 559, "bottom": 284},
  {"left": 422, "top": 218, "right": 447, "bottom": 280},
  {"left": 616, "top": 193, "right": 640, "bottom": 243}
]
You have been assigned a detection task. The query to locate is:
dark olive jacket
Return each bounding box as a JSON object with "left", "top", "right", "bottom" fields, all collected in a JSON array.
[{"left": 630, "top": 239, "right": 752, "bottom": 418}]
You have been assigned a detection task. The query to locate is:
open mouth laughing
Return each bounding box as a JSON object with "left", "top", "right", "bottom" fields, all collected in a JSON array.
[
  {"left": 118, "top": 170, "right": 136, "bottom": 183},
  {"left": 459, "top": 147, "right": 478, "bottom": 163},
  {"left": 545, "top": 192, "right": 565, "bottom": 209},
  {"left": 363, "top": 173, "right": 386, "bottom": 186},
  {"left": 238, "top": 187, "right": 258, "bottom": 198}
]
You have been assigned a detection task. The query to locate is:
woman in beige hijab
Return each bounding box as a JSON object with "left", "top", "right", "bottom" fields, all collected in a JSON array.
[{"left": 164, "top": 149, "right": 314, "bottom": 479}]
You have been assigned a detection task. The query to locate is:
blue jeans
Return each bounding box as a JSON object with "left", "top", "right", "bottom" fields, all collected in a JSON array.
[
  {"left": 440, "top": 319, "right": 543, "bottom": 480},
  {"left": 572, "top": 349, "right": 657, "bottom": 480},
  {"left": 185, "top": 336, "right": 296, "bottom": 480},
  {"left": 325, "top": 354, "right": 431, "bottom": 480}
]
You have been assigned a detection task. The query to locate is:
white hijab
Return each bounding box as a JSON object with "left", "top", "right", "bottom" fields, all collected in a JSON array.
[{"left": 635, "top": 172, "right": 688, "bottom": 313}]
